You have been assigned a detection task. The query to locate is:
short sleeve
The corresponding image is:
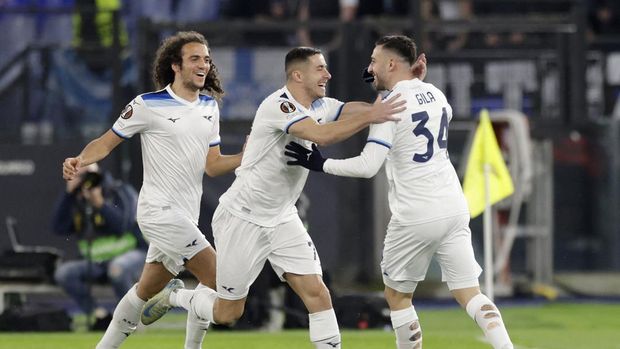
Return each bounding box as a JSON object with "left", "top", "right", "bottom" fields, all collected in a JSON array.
[
  {"left": 260, "top": 99, "right": 308, "bottom": 134},
  {"left": 320, "top": 97, "right": 345, "bottom": 122},
  {"left": 367, "top": 121, "right": 396, "bottom": 149},
  {"left": 209, "top": 105, "right": 222, "bottom": 147},
  {"left": 111, "top": 98, "right": 150, "bottom": 139}
]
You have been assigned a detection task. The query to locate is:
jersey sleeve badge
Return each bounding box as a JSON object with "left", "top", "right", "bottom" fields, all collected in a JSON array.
[
  {"left": 120, "top": 104, "right": 133, "bottom": 119},
  {"left": 280, "top": 101, "right": 296, "bottom": 113}
]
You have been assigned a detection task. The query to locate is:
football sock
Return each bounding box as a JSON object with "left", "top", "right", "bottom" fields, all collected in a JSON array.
[
  {"left": 184, "top": 284, "right": 211, "bottom": 349},
  {"left": 465, "top": 294, "right": 514, "bottom": 349},
  {"left": 96, "top": 285, "right": 143, "bottom": 349},
  {"left": 172, "top": 286, "right": 218, "bottom": 324},
  {"left": 309, "top": 308, "right": 341, "bottom": 349},
  {"left": 391, "top": 306, "right": 422, "bottom": 349}
]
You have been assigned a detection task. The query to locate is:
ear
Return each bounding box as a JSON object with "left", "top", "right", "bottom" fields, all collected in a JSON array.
[
  {"left": 171, "top": 62, "right": 181, "bottom": 74},
  {"left": 292, "top": 70, "right": 303, "bottom": 83},
  {"left": 388, "top": 58, "right": 397, "bottom": 72}
]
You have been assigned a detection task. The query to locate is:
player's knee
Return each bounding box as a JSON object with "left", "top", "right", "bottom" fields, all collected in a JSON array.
[{"left": 307, "top": 283, "right": 331, "bottom": 304}]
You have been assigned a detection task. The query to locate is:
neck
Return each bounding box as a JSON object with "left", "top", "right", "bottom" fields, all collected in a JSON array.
[
  {"left": 286, "top": 82, "right": 313, "bottom": 109},
  {"left": 386, "top": 71, "right": 415, "bottom": 91},
  {"left": 170, "top": 81, "right": 200, "bottom": 102}
]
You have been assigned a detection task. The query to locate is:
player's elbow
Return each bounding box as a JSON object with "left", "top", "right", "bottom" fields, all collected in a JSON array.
[
  {"left": 359, "top": 170, "right": 376, "bottom": 179},
  {"left": 204, "top": 167, "right": 222, "bottom": 178}
]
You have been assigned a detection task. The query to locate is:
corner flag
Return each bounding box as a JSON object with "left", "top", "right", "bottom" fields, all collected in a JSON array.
[{"left": 463, "top": 109, "right": 514, "bottom": 218}]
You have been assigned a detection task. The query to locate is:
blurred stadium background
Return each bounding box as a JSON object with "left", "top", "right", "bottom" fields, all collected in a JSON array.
[{"left": 1, "top": 0, "right": 620, "bottom": 347}]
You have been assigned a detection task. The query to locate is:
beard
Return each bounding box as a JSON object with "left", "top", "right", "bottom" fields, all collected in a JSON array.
[{"left": 372, "top": 76, "right": 387, "bottom": 91}]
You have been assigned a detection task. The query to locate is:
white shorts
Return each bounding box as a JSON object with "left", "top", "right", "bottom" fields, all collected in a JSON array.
[
  {"left": 381, "top": 214, "right": 482, "bottom": 293},
  {"left": 137, "top": 204, "right": 210, "bottom": 276},
  {"left": 212, "top": 205, "right": 322, "bottom": 300}
]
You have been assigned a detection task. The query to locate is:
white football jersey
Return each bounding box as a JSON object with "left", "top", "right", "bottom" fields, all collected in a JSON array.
[
  {"left": 219, "top": 86, "right": 344, "bottom": 227},
  {"left": 112, "top": 85, "right": 221, "bottom": 224},
  {"left": 367, "top": 79, "right": 469, "bottom": 224}
]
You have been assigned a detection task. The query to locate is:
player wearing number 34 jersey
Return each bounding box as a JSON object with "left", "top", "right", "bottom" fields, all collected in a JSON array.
[{"left": 285, "top": 35, "right": 514, "bottom": 349}]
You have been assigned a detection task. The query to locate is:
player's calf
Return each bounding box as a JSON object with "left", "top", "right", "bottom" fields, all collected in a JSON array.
[
  {"left": 391, "top": 305, "right": 422, "bottom": 349},
  {"left": 465, "top": 293, "right": 513, "bottom": 349}
]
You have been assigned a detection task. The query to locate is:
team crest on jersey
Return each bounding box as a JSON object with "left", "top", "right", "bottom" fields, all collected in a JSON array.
[
  {"left": 120, "top": 104, "right": 133, "bottom": 119},
  {"left": 280, "top": 101, "right": 296, "bottom": 113}
]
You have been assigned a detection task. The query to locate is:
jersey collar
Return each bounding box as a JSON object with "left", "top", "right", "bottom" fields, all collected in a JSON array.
[{"left": 165, "top": 84, "right": 202, "bottom": 107}]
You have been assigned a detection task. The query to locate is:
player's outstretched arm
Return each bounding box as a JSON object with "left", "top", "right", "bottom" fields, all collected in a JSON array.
[
  {"left": 204, "top": 145, "right": 243, "bottom": 177},
  {"left": 285, "top": 140, "right": 389, "bottom": 178},
  {"left": 62, "top": 130, "right": 124, "bottom": 180},
  {"left": 288, "top": 94, "right": 405, "bottom": 146}
]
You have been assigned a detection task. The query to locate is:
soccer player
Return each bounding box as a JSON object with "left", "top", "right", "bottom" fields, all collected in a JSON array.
[
  {"left": 285, "top": 35, "right": 514, "bottom": 349},
  {"left": 61, "top": 31, "right": 243, "bottom": 349},
  {"left": 141, "top": 46, "right": 427, "bottom": 349}
]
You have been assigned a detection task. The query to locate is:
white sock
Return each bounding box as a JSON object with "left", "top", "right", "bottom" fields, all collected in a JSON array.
[
  {"left": 96, "top": 285, "right": 144, "bottom": 349},
  {"left": 309, "top": 308, "right": 341, "bottom": 349},
  {"left": 465, "top": 294, "right": 514, "bottom": 349},
  {"left": 172, "top": 286, "right": 218, "bottom": 324},
  {"left": 391, "top": 306, "right": 422, "bottom": 349},
  {"left": 184, "top": 284, "right": 211, "bottom": 349}
]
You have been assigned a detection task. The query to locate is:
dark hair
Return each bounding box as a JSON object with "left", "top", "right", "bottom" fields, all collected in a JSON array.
[
  {"left": 284, "top": 47, "right": 323, "bottom": 76},
  {"left": 152, "top": 31, "right": 224, "bottom": 100},
  {"left": 375, "top": 35, "right": 417, "bottom": 65}
]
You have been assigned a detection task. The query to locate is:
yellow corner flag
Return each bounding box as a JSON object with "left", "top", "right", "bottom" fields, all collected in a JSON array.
[{"left": 463, "top": 109, "right": 514, "bottom": 218}]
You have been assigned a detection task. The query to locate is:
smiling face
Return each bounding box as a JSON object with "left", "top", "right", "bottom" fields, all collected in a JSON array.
[
  {"left": 173, "top": 42, "right": 211, "bottom": 92},
  {"left": 300, "top": 53, "right": 332, "bottom": 100},
  {"left": 367, "top": 45, "right": 390, "bottom": 91}
]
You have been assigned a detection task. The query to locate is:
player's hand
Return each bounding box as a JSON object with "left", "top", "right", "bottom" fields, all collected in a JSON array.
[
  {"left": 285, "top": 141, "right": 325, "bottom": 172},
  {"left": 412, "top": 53, "right": 427, "bottom": 81},
  {"left": 369, "top": 94, "right": 406, "bottom": 124},
  {"left": 63, "top": 157, "right": 81, "bottom": 181}
]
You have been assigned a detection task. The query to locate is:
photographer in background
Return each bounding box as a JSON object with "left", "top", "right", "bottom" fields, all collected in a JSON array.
[{"left": 51, "top": 163, "right": 147, "bottom": 330}]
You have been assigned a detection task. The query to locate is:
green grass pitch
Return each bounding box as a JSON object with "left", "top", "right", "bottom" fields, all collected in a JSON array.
[{"left": 0, "top": 302, "right": 618, "bottom": 349}]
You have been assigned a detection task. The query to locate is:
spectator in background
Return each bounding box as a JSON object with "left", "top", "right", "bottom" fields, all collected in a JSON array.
[
  {"left": 52, "top": 162, "right": 146, "bottom": 330},
  {"left": 422, "top": 0, "right": 472, "bottom": 52},
  {"left": 73, "top": 0, "right": 128, "bottom": 73},
  {"left": 296, "top": 0, "right": 348, "bottom": 48},
  {"left": 589, "top": 0, "right": 620, "bottom": 41}
]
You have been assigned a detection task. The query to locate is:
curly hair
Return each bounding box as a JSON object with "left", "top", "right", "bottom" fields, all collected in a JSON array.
[{"left": 152, "top": 31, "right": 224, "bottom": 100}]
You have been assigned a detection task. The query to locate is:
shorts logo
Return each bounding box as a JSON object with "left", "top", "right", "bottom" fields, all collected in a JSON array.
[
  {"left": 280, "top": 101, "right": 296, "bottom": 113},
  {"left": 120, "top": 104, "right": 133, "bottom": 119},
  {"left": 185, "top": 239, "right": 198, "bottom": 248},
  {"left": 222, "top": 286, "right": 235, "bottom": 293}
]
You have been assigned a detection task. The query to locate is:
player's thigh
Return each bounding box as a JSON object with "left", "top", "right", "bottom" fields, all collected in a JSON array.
[
  {"left": 381, "top": 222, "right": 438, "bottom": 293},
  {"left": 139, "top": 206, "right": 210, "bottom": 276},
  {"left": 435, "top": 214, "right": 482, "bottom": 290},
  {"left": 268, "top": 216, "right": 322, "bottom": 282},
  {"left": 212, "top": 206, "right": 271, "bottom": 300}
]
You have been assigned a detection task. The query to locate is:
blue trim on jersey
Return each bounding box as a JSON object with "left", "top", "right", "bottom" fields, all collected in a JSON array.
[
  {"left": 143, "top": 99, "right": 185, "bottom": 107},
  {"left": 141, "top": 90, "right": 171, "bottom": 101},
  {"left": 111, "top": 127, "right": 130, "bottom": 139},
  {"left": 382, "top": 91, "right": 393, "bottom": 100},
  {"left": 209, "top": 141, "right": 221, "bottom": 147},
  {"left": 285, "top": 115, "right": 310, "bottom": 134},
  {"left": 367, "top": 138, "right": 392, "bottom": 149},
  {"left": 333, "top": 103, "right": 345, "bottom": 121},
  {"left": 199, "top": 98, "right": 217, "bottom": 108},
  {"left": 199, "top": 94, "right": 214, "bottom": 102}
]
